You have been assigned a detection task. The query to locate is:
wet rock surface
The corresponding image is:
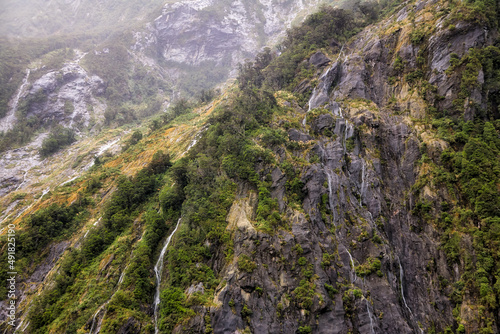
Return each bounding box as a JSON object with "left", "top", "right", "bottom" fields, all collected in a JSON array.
[
  {"left": 190, "top": 3, "right": 497, "bottom": 334},
  {"left": 134, "top": 0, "right": 324, "bottom": 78}
]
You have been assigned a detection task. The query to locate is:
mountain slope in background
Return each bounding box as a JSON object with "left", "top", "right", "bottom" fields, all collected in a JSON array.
[
  {"left": 0, "top": 0, "right": 344, "bottom": 203},
  {"left": 0, "top": 0, "right": 167, "bottom": 38}
]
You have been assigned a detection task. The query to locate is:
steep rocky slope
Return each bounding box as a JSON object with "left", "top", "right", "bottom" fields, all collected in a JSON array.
[
  {"left": 1, "top": 0, "right": 499, "bottom": 333},
  {"left": 132, "top": 0, "right": 325, "bottom": 86},
  {"left": 0, "top": 0, "right": 341, "bottom": 196}
]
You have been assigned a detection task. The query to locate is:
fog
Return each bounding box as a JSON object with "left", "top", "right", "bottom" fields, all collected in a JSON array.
[{"left": 0, "top": 0, "right": 168, "bottom": 38}]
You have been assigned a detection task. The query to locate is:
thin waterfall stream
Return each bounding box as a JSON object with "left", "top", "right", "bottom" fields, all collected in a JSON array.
[
  {"left": 88, "top": 250, "right": 134, "bottom": 334},
  {"left": 365, "top": 297, "right": 376, "bottom": 334},
  {"left": 398, "top": 257, "right": 424, "bottom": 333},
  {"left": 0, "top": 69, "right": 30, "bottom": 133},
  {"left": 360, "top": 158, "right": 366, "bottom": 205},
  {"left": 303, "top": 45, "right": 344, "bottom": 127},
  {"left": 154, "top": 218, "right": 182, "bottom": 334},
  {"left": 325, "top": 169, "right": 337, "bottom": 225},
  {"left": 398, "top": 257, "right": 412, "bottom": 315},
  {"left": 346, "top": 248, "right": 357, "bottom": 283}
]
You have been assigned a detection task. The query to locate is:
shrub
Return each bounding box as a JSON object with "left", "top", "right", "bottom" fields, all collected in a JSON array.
[
  {"left": 39, "top": 126, "right": 76, "bottom": 157},
  {"left": 238, "top": 255, "right": 257, "bottom": 273}
]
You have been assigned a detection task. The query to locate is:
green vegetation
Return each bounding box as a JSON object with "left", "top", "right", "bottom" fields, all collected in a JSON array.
[
  {"left": 446, "top": 0, "right": 499, "bottom": 28},
  {"left": 293, "top": 279, "right": 316, "bottom": 310},
  {"left": 24, "top": 151, "right": 171, "bottom": 333},
  {"left": 263, "top": 6, "right": 357, "bottom": 92},
  {"left": 0, "top": 197, "right": 89, "bottom": 298},
  {"left": 238, "top": 255, "right": 257, "bottom": 273},
  {"left": 355, "top": 257, "right": 382, "bottom": 277},
  {"left": 159, "top": 287, "right": 194, "bottom": 332},
  {"left": 298, "top": 325, "right": 312, "bottom": 334},
  {"left": 5, "top": 1, "right": 500, "bottom": 332},
  {"left": 324, "top": 283, "right": 338, "bottom": 299},
  {"left": 416, "top": 97, "right": 500, "bottom": 330},
  {"left": 82, "top": 37, "right": 169, "bottom": 126},
  {"left": 39, "top": 126, "right": 76, "bottom": 157}
]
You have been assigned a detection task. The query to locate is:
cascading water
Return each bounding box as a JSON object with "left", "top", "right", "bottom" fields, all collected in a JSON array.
[
  {"left": 360, "top": 158, "right": 366, "bottom": 205},
  {"left": 89, "top": 303, "right": 107, "bottom": 334},
  {"left": 365, "top": 297, "right": 376, "bottom": 334},
  {"left": 398, "top": 258, "right": 412, "bottom": 315},
  {"left": 0, "top": 69, "right": 30, "bottom": 133},
  {"left": 308, "top": 65, "right": 336, "bottom": 112},
  {"left": 303, "top": 46, "right": 344, "bottom": 127},
  {"left": 342, "top": 121, "right": 354, "bottom": 154},
  {"left": 118, "top": 264, "right": 129, "bottom": 285},
  {"left": 397, "top": 257, "right": 424, "bottom": 334},
  {"left": 346, "top": 248, "right": 357, "bottom": 283},
  {"left": 88, "top": 250, "right": 134, "bottom": 333},
  {"left": 325, "top": 170, "right": 337, "bottom": 224},
  {"left": 181, "top": 126, "right": 208, "bottom": 157},
  {"left": 14, "top": 171, "right": 29, "bottom": 191},
  {"left": 154, "top": 218, "right": 182, "bottom": 334}
]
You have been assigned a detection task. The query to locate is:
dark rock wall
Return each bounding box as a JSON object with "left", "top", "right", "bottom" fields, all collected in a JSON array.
[{"left": 196, "top": 2, "right": 498, "bottom": 334}]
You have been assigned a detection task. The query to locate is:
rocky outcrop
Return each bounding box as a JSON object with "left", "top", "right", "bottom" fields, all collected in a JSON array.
[
  {"left": 206, "top": 105, "right": 440, "bottom": 333},
  {"left": 22, "top": 54, "right": 106, "bottom": 131},
  {"left": 133, "top": 0, "right": 324, "bottom": 79},
  {"left": 190, "top": 1, "right": 499, "bottom": 333}
]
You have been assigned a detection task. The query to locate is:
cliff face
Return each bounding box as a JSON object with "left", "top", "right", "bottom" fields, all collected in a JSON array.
[
  {"left": 135, "top": 0, "right": 322, "bottom": 67},
  {"left": 0, "top": 0, "right": 333, "bottom": 195},
  {"left": 173, "top": 1, "right": 499, "bottom": 333},
  {"left": 1, "top": 0, "right": 499, "bottom": 333},
  {"left": 132, "top": 0, "right": 328, "bottom": 93}
]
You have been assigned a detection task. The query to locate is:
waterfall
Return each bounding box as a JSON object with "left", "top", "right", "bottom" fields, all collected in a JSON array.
[
  {"left": 398, "top": 258, "right": 424, "bottom": 333},
  {"left": 346, "top": 248, "right": 357, "bottom": 283},
  {"left": 342, "top": 121, "right": 354, "bottom": 153},
  {"left": 14, "top": 171, "right": 29, "bottom": 191},
  {"left": 88, "top": 252, "right": 133, "bottom": 333},
  {"left": 0, "top": 69, "right": 30, "bottom": 133},
  {"left": 154, "top": 218, "right": 182, "bottom": 334},
  {"left": 308, "top": 65, "right": 335, "bottom": 112},
  {"left": 365, "top": 298, "right": 376, "bottom": 334},
  {"left": 398, "top": 258, "right": 412, "bottom": 315},
  {"left": 360, "top": 158, "right": 366, "bottom": 205},
  {"left": 181, "top": 126, "right": 208, "bottom": 156},
  {"left": 325, "top": 170, "right": 337, "bottom": 225},
  {"left": 89, "top": 303, "right": 107, "bottom": 334},
  {"left": 118, "top": 264, "right": 129, "bottom": 285},
  {"left": 304, "top": 49, "right": 343, "bottom": 127}
]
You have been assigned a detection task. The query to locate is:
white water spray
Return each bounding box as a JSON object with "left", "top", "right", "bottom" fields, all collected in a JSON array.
[
  {"left": 88, "top": 251, "right": 133, "bottom": 333},
  {"left": 398, "top": 258, "right": 424, "bottom": 333},
  {"left": 365, "top": 298, "right": 376, "bottom": 334},
  {"left": 154, "top": 218, "right": 182, "bottom": 334},
  {"left": 398, "top": 258, "right": 412, "bottom": 315},
  {"left": 89, "top": 303, "right": 107, "bottom": 334},
  {"left": 346, "top": 248, "right": 357, "bottom": 283},
  {"left": 181, "top": 127, "right": 207, "bottom": 157},
  {"left": 308, "top": 65, "right": 336, "bottom": 112},
  {"left": 118, "top": 264, "right": 129, "bottom": 285},
  {"left": 0, "top": 69, "right": 30, "bottom": 133},
  {"left": 360, "top": 158, "right": 366, "bottom": 205},
  {"left": 325, "top": 170, "right": 337, "bottom": 225},
  {"left": 342, "top": 121, "right": 354, "bottom": 154}
]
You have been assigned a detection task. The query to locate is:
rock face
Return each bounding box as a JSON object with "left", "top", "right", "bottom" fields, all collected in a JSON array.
[
  {"left": 133, "top": 0, "right": 324, "bottom": 79},
  {"left": 207, "top": 111, "right": 435, "bottom": 333},
  {"left": 22, "top": 53, "right": 106, "bottom": 131},
  {"left": 178, "top": 2, "right": 498, "bottom": 334}
]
